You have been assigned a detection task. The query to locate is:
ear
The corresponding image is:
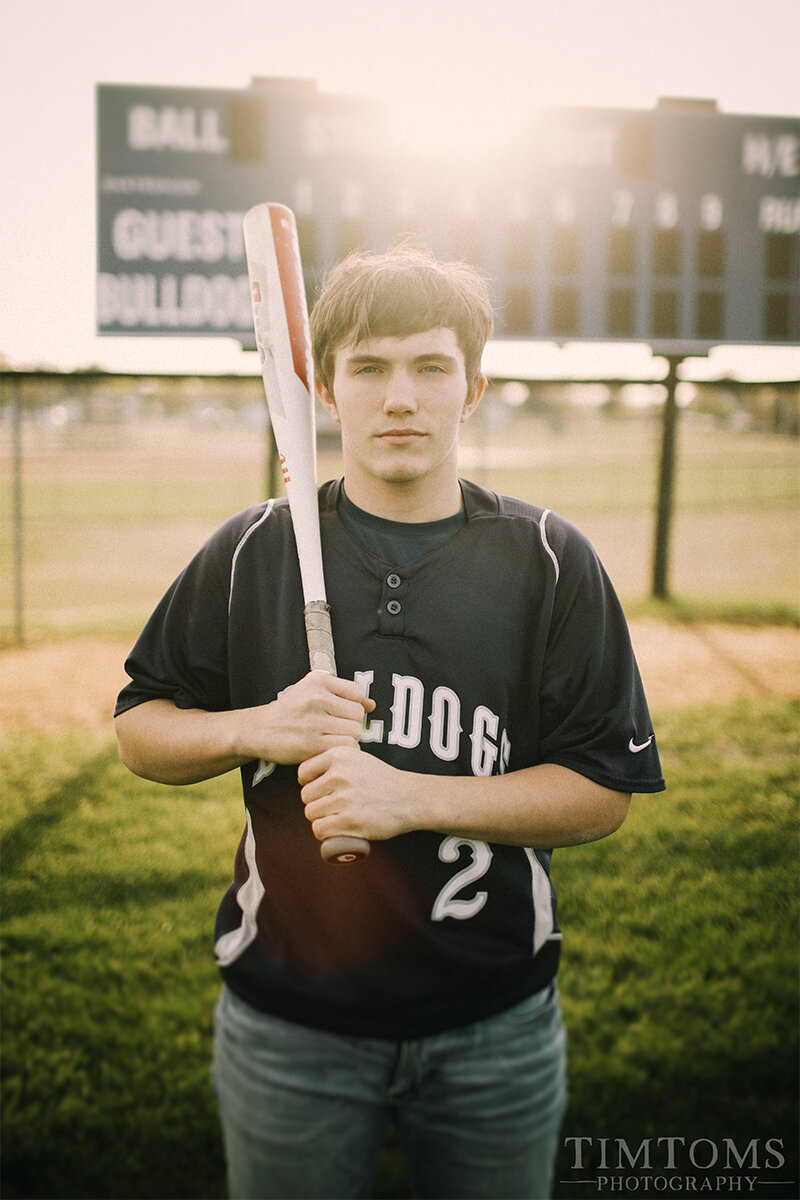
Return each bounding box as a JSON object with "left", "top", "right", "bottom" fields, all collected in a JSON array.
[
  {"left": 460, "top": 376, "right": 486, "bottom": 424},
  {"left": 316, "top": 379, "right": 340, "bottom": 422}
]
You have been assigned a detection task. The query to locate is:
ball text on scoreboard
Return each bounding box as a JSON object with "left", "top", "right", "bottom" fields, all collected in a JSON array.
[{"left": 96, "top": 81, "right": 799, "bottom": 348}]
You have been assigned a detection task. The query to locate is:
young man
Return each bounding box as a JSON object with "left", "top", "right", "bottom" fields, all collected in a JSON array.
[{"left": 115, "top": 245, "right": 665, "bottom": 1200}]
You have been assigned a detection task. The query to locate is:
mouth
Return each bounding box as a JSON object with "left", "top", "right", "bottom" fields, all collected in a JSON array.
[{"left": 376, "top": 429, "right": 426, "bottom": 443}]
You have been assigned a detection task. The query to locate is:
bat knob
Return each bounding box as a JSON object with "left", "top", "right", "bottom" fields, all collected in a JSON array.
[{"left": 321, "top": 836, "right": 371, "bottom": 864}]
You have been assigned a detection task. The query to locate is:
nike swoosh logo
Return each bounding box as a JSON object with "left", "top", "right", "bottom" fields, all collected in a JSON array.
[{"left": 629, "top": 736, "right": 653, "bottom": 753}]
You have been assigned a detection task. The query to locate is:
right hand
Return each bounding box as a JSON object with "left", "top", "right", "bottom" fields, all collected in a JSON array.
[{"left": 246, "top": 671, "right": 375, "bottom": 766}]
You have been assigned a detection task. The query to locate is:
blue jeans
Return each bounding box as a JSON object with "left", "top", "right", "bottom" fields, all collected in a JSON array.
[{"left": 212, "top": 982, "right": 567, "bottom": 1200}]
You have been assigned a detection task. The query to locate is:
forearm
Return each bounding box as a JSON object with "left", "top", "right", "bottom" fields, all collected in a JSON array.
[
  {"left": 115, "top": 675, "right": 374, "bottom": 786},
  {"left": 299, "top": 751, "right": 631, "bottom": 848},
  {"left": 114, "top": 699, "right": 255, "bottom": 784},
  {"left": 408, "top": 762, "right": 630, "bottom": 847}
]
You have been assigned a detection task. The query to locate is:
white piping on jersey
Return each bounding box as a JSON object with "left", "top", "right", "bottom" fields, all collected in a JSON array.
[
  {"left": 229, "top": 500, "right": 276, "bottom": 612},
  {"left": 524, "top": 847, "right": 562, "bottom": 956},
  {"left": 539, "top": 510, "right": 560, "bottom": 584},
  {"left": 230, "top": 502, "right": 279, "bottom": 783},
  {"left": 214, "top": 809, "right": 265, "bottom": 967}
]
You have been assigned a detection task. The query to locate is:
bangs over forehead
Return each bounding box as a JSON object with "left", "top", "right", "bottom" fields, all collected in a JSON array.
[
  {"left": 339, "top": 261, "right": 482, "bottom": 343},
  {"left": 310, "top": 244, "right": 494, "bottom": 394}
]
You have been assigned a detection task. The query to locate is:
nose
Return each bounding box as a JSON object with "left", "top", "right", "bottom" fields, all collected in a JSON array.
[{"left": 383, "top": 367, "right": 417, "bottom": 415}]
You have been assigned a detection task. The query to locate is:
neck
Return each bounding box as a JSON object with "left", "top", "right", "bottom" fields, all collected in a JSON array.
[{"left": 342, "top": 472, "right": 463, "bottom": 523}]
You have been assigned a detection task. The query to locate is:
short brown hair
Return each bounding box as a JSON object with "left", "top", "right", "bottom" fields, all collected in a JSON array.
[{"left": 310, "top": 242, "right": 494, "bottom": 396}]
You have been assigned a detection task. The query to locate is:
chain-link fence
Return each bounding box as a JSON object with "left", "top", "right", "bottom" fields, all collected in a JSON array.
[{"left": 3, "top": 370, "right": 798, "bottom": 645}]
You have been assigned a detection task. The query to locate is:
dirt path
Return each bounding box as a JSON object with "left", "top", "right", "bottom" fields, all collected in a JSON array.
[{"left": 1, "top": 621, "right": 798, "bottom": 736}]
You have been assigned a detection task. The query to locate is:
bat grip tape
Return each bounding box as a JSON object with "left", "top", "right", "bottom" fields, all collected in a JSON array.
[{"left": 304, "top": 601, "right": 337, "bottom": 674}]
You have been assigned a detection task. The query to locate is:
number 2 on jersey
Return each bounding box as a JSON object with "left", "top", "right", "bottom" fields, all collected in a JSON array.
[{"left": 431, "top": 836, "right": 493, "bottom": 921}]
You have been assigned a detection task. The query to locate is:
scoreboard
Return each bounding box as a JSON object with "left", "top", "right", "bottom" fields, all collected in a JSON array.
[{"left": 96, "top": 79, "right": 799, "bottom": 351}]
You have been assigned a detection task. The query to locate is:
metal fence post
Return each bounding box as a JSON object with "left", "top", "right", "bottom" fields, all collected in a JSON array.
[{"left": 651, "top": 355, "right": 683, "bottom": 599}]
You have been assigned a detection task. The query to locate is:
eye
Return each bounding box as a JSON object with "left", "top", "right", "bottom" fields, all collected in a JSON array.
[{"left": 420, "top": 362, "right": 447, "bottom": 374}]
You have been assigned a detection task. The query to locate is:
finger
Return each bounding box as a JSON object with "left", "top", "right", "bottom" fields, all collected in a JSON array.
[
  {"left": 302, "top": 795, "right": 335, "bottom": 822},
  {"left": 307, "top": 682, "right": 369, "bottom": 724},
  {"left": 306, "top": 805, "right": 362, "bottom": 843},
  {"left": 309, "top": 813, "right": 345, "bottom": 842},
  {"left": 300, "top": 784, "right": 325, "bottom": 810},
  {"left": 325, "top": 676, "right": 377, "bottom": 713},
  {"left": 297, "top": 752, "right": 329, "bottom": 788},
  {"left": 299, "top": 776, "right": 334, "bottom": 809},
  {"left": 327, "top": 730, "right": 364, "bottom": 747},
  {"left": 297, "top": 672, "right": 375, "bottom": 724},
  {"left": 325, "top": 701, "right": 370, "bottom": 729}
]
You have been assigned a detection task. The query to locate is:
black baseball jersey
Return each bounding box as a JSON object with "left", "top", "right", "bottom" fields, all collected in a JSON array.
[{"left": 116, "top": 478, "right": 664, "bottom": 1039}]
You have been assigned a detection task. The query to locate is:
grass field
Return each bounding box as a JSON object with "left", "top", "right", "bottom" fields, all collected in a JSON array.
[
  {"left": 2, "top": 408, "right": 798, "bottom": 643},
  {"left": 2, "top": 402, "right": 799, "bottom": 1198},
  {"left": 1, "top": 698, "right": 798, "bottom": 1199}
]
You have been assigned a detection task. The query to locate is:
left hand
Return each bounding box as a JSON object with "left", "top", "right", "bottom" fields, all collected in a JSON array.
[{"left": 297, "top": 745, "right": 417, "bottom": 844}]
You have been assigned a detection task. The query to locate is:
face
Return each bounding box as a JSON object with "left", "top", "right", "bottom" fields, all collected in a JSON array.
[{"left": 318, "top": 327, "right": 484, "bottom": 520}]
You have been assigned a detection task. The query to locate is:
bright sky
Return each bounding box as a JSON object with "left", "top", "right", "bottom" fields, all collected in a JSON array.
[{"left": 1, "top": 0, "right": 798, "bottom": 380}]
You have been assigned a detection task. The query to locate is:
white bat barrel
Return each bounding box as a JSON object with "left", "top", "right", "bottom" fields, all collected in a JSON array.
[{"left": 244, "top": 202, "right": 370, "bottom": 864}]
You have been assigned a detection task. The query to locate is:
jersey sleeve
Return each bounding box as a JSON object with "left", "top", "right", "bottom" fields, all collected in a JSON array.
[
  {"left": 536, "top": 514, "right": 665, "bottom": 794},
  {"left": 114, "top": 508, "right": 261, "bottom": 717}
]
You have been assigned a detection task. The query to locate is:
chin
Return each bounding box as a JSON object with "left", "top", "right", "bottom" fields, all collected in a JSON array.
[
  {"left": 380, "top": 470, "right": 424, "bottom": 486},
  {"left": 373, "top": 456, "right": 428, "bottom": 485}
]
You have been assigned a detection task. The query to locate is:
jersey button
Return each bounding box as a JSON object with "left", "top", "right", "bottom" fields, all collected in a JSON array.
[
  {"left": 386, "top": 573, "right": 402, "bottom": 589},
  {"left": 386, "top": 599, "right": 402, "bottom": 615}
]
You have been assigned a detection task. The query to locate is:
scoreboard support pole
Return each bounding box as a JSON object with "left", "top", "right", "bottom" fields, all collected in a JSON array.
[{"left": 651, "top": 355, "right": 683, "bottom": 599}]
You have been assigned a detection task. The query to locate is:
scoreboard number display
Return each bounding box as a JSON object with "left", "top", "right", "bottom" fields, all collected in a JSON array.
[{"left": 97, "top": 82, "right": 799, "bottom": 352}]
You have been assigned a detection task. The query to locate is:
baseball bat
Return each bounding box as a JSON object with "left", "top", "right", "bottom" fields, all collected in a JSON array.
[{"left": 243, "top": 202, "right": 370, "bottom": 865}]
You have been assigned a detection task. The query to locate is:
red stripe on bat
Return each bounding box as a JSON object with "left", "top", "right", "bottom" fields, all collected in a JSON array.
[{"left": 269, "top": 205, "right": 312, "bottom": 392}]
